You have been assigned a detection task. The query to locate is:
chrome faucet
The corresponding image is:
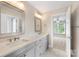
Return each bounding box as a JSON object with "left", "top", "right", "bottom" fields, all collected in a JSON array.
[
  {"left": 8, "top": 39, "right": 13, "bottom": 42},
  {"left": 14, "top": 37, "right": 20, "bottom": 41},
  {"left": 8, "top": 37, "right": 20, "bottom": 42}
]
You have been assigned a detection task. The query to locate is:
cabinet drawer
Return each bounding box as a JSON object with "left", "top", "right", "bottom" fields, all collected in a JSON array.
[{"left": 35, "top": 46, "right": 41, "bottom": 57}]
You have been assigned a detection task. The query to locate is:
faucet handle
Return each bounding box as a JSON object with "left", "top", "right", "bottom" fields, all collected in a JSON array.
[
  {"left": 14, "top": 37, "right": 20, "bottom": 41},
  {"left": 8, "top": 39, "right": 12, "bottom": 42}
]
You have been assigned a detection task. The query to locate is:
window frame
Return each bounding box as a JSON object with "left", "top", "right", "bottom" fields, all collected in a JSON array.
[{"left": 53, "top": 14, "right": 66, "bottom": 36}]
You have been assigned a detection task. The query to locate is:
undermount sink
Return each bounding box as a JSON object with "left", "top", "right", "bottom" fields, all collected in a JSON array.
[
  {"left": 0, "top": 39, "right": 30, "bottom": 55},
  {"left": 0, "top": 38, "right": 30, "bottom": 48},
  {"left": 6, "top": 39, "right": 30, "bottom": 47},
  {"left": 22, "top": 39, "right": 29, "bottom": 41}
]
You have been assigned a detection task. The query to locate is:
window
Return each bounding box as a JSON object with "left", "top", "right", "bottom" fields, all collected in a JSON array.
[{"left": 53, "top": 15, "right": 66, "bottom": 35}]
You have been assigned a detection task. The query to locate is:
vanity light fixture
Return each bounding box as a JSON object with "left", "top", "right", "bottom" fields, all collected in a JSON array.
[
  {"left": 5, "top": 1, "right": 25, "bottom": 11},
  {"left": 35, "top": 12, "right": 42, "bottom": 19}
]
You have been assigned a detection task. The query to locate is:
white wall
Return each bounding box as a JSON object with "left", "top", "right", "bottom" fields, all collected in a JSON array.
[
  {"left": 42, "top": 2, "right": 79, "bottom": 56},
  {"left": 0, "top": 2, "right": 39, "bottom": 39},
  {"left": 22, "top": 2, "right": 39, "bottom": 37},
  {"left": 42, "top": 7, "right": 68, "bottom": 51},
  {"left": 42, "top": 13, "right": 53, "bottom": 48}
]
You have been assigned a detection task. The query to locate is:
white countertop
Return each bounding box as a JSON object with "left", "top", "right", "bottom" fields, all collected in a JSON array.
[{"left": 0, "top": 33, "right": 48, "bottom": 57}]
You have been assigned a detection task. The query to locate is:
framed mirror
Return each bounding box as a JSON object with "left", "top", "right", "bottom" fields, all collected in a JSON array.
[
  {"left": 0, "top": 2, "right": 25, "bottom": 37},
  {"left": 34, "top": 16, "right": 42, "bottom": 34}
]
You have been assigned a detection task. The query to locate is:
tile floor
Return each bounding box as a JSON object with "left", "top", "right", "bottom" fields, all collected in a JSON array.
[{"left": 41, "top": 48, "right": 67, "bottom": 57}]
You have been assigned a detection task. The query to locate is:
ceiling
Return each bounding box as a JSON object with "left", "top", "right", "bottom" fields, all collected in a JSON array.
[{"left": 27, "top": 1, "right": 73, "bottom": 13}]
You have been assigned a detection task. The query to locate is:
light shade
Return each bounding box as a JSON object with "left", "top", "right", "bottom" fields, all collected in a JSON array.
[
  {"left": 5, "top": 1, "right": 25, "bottom": 11},
  {"left": 35, "top": 12, "right": 42, "bottom": 19}
]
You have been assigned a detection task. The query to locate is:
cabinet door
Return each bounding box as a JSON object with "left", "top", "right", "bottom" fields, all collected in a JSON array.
[
  {"left": 24, "top": 47, "right": 35, "bottom": 57},
  {"left": 35, "top": 37, "right": 47, "bottom": 57},
  {"left": 66, "top": 7, "right": 71, "bottom": 57},
  {"left": 72, "top": 8, "right": 79, "bottom": 26},
  {"left": 35, "top": 44, "right": 41, "bottom": 56},
  {"left": 72, "top": 28, "right": 79, "bottom": 57},
  {"left": 35, "top": 40, "right": 42, "bottom": 57},
  {"left": 41, "top": 38, "right": 47, "bottom": 54},
  {"left": 17, "top": 53, "right": 25, "bottom": 57}
]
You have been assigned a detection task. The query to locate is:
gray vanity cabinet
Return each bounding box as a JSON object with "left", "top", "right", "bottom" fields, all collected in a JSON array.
[
  {"left": 6, "top": 42, "right": 35, "bottom": 57},
  {"left": 17, "top": 42, "right": 35, "bottom": 57},
  {"left": 24, "top": 47, "right": 35, "bottom": 57},
  {"left": 40, "top": 37, "right": 47, "bottom": 54},
  {"left": 16, "top": 52, "right": 25, "bottom": 57},
  {"left": 35, "top": 40, "right": 42, "bottom": 56},
  {"left": 17, "top": 47, "right": 35, "bottom": 57},
  {"left": 5, "top": 35, "right": 48, "bottom": 57},
  {"left": 35, "top": 37, "right": 48, "bottom": 57}
]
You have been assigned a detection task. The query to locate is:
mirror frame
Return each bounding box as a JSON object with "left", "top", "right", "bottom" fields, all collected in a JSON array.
[{"left": 34, "top": 16, "right": 42, "bottom": 34}]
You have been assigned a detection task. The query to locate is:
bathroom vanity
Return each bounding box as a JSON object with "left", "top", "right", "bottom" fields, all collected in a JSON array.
[{"left": 0, "top": 34, "right": 48, "bottom": 57}]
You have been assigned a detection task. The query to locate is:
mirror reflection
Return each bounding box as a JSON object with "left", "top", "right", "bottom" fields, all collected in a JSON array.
[{"left": 0, "top": 2, "right": 25, "bottom": 34}]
